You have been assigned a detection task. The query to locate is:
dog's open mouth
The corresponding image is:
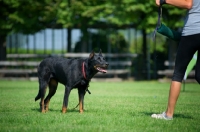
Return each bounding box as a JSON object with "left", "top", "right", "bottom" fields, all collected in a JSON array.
[{"left": 94, "top": 66, "right": 107, "bottom": 73}]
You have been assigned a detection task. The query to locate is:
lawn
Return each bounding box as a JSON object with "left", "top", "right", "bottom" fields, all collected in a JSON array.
[{"left": 0, "top": 80, "right": 199, "bottom": 132}]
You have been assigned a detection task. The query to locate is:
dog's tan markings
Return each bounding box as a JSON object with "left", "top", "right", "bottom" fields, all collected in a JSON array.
[
  {"left": 35, "top": 50, "right": 108, "bottom": 114},
  {"left": 79, "top": 101, "right": 83, "bottom": 113},
  {"left": 45, "top": 100, "right": 50, "bottom": 112},
  {"left": 44, "top": 78, "right": 58, "bottom": 112},
  {"left": 40, "top": 86, "right": 48, "bottom": 113},
  {"left": 50, "top": 79, "right": 58, "bottom": 86},
  {"left": 62, "top": 107, "right": 67, "bottom": 113},
  {"left": 40, "top": 98, "right": 45, "bottom": 113},
  {"left": 79, "top": 98, "right": 84, "bottom": 113}
]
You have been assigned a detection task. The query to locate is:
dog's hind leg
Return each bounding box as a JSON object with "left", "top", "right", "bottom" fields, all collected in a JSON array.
[
  {"left": 38, "top": 79, "right": 48, "bottom": 113},
  {"left": 37, "top": 74, "right": 50, "bottom": 113},
  {"left": 78, "top": 87, "right": 86, "bottom": 113},
  {"left": 44, "top": 78, "right": 58, "bottom": 112},
  {"left": 35, "top": 66, "right": 51, "bottom": 113},
  {"left": 62, "top": 86, "right": 71, "bottom": 113}
]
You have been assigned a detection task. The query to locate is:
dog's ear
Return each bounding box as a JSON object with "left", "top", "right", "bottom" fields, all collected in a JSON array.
[
  {"left": 99, "top": 49, "right": 102, "bottom": 56},
  {"left": 89, "top": 51, "right": 95, "bottom": 59}
]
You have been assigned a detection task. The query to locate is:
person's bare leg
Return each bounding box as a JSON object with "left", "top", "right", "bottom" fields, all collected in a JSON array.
[
  {"left": 165, "top": 81, "right": 182, "bottom": 117},
  {"left": 151, "top": 80, "right": 182, "bottom": 120}
]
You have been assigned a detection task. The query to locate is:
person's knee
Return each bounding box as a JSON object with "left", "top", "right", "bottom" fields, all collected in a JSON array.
[{"left": 172, "top": 72, "right": 184, "bottom": 83}]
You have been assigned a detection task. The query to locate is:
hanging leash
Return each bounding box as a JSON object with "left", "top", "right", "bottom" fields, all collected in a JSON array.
[
  {"left": 152, "top": 0, "right": 166, "bottom": 79},
  {"left": 73, "top": 87, "right": 91, "bottom": 110},
  {"left": 73, "top": 103, "right": 79, "bottom": 110},
  {"left": 73, "top": 62, "right": 92, "bottom": 110},
  {"left": 152, "top": 0, "right": 166, "bottom": 41}
]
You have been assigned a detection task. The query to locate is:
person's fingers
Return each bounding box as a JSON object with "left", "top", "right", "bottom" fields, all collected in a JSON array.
[{"left": 156, "top": 0, "right": 160, "bottom": 6}]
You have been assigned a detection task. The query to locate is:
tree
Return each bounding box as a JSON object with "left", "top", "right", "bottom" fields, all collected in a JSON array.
[
  {"left": 0, "top": 0, "right": 59, "bottom": 60},
  {"left": 1, "top": 0, "right": 187, "bottom": 64},
  {"left": 66, "top": 0, "right": 185, "bottom": 79}
]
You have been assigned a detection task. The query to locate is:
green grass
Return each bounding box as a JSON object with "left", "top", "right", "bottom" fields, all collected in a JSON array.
[{"left": 0, "top": 80, "right": 200, "bottom": 132}]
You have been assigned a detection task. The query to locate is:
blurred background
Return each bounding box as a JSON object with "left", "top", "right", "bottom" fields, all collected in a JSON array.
[{"left": 1, "top": 0, "right": 193, "bottom": 81}]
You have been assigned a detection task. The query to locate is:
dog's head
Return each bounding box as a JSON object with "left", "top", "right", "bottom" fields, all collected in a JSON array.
[{"left": 89, "top": 49, "right": 108, "bottom": 73}]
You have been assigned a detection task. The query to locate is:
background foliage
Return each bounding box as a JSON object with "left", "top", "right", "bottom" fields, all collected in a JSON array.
[
  {"left": 0, "top": 0, "right": 188, "bottom": 79},
  {"left": 0, "top": 0, "right": 186, "bottom": 46}
]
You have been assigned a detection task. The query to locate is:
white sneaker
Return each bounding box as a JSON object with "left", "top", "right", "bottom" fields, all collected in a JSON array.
[{"left": 151, "top": 112, "right": 173, "bottom": 120}]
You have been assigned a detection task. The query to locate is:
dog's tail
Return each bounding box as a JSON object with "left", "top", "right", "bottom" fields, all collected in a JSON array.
[
  {"left": 35, "top": 79, "right": 50, "bottom": 102},
  {"left": 35, "top": 62, "right": 51, "bottom": 102},
  {"left": 35, "top": 90, "right": 42, "bottom": 101},
  {"left": 35, "top": 80, "right": 48, "bottom": 101}
]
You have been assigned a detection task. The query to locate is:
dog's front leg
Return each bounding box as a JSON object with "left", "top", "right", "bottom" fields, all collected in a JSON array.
[
  {"left": 62, "top": 86, "right": 71, "bottom": 113},
  {"left": 78, "top": 88, "right": 86, "bottom": 113}
]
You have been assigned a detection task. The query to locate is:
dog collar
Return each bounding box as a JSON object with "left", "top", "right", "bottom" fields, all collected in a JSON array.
[{"left": 82, "top": 62, "right": 88, "bottom": 80}]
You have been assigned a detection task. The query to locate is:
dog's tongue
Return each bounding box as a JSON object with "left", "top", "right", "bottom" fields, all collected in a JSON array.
[{"left": 97, "top": 67, "right": 107, "bottom": 73}]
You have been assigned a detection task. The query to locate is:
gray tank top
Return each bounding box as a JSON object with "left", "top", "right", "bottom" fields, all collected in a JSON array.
[{"left": 182, "top": 0, "right": 200, "bottom": 36}]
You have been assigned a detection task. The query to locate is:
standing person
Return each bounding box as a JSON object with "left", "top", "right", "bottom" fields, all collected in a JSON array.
[{"left": 151, "top": 0, "right": 200, "bottom": 120}]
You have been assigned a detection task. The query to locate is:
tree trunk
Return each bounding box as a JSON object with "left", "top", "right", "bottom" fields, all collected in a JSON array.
[
  {"left": 67, "top": 0, "right": 72, "bottom": 53},
  {"left": 80, "top": 26, "right": 88, "bottom": 52},
  {"left": 142, "top": 29, "right": 148, "bottom": 79},
  {"left": 67, "top": 28, "right": 72, "bottom": 52},
  {"left": 0, "top": 35, "right": 7, "bottom": 61}
]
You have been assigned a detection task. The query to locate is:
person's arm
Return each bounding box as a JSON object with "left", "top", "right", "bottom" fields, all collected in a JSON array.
[{"left": 156, "top": 0, "right": 193, "bottom": 9}]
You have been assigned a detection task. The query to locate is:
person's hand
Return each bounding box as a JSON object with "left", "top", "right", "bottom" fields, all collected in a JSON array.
[
  {"left": 155, "top": 0, "right": 160, "bottom": 6},
  {"left": 156, "top": 0, "right": 166, "bottom": 6}
]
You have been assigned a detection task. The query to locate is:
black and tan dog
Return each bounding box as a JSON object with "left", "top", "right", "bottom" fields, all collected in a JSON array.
[{"left": 35, "top": 50, "right": 108, "bottom": 113}]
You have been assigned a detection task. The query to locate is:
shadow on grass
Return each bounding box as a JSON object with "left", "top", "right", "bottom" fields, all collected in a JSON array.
[
  {"left": 31, "top": 108, "right": 80, "bottom": 113},
  {"left": 139, "top": 112, "right": 193, "bottom": 119},
  {"left": 174, "top": 113, "right": 193, "bottom": 119}
]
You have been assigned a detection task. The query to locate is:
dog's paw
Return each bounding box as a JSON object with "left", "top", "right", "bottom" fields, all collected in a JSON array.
[
  {"left": 62, "top": 107, "right": 67, "bottom": 113},
  {"left": 41, "top": 110, "right": 46, "bottom": 113},
  {"left": 79, "top": 110, "right": 84, "bottom": 114}
]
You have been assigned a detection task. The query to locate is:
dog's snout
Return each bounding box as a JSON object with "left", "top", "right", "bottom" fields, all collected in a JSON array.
[{"left": 105, "top": 63, "right": 109, "bottom": 66}]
